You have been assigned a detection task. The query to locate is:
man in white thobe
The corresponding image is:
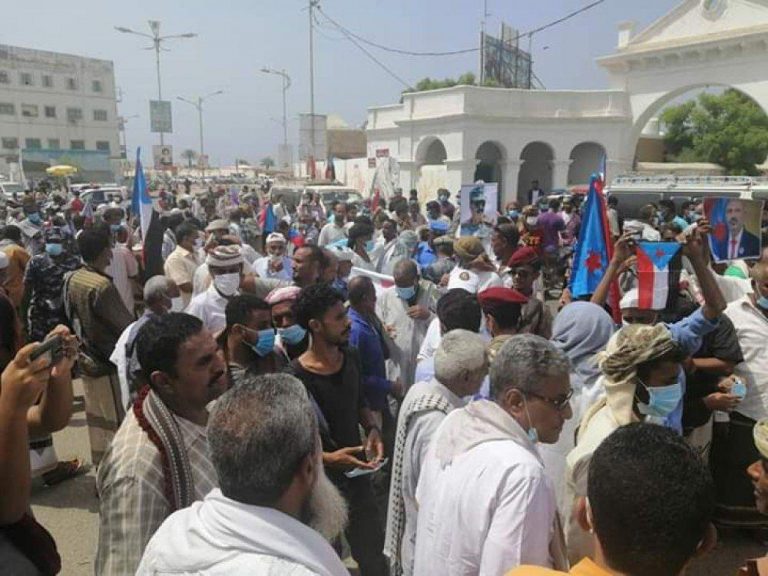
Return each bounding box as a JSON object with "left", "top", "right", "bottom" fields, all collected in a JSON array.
[
  {"left": 137, "top": 373, "right": 349, "bottom": 576},
  {"left": 413, "top": 335, "right": 571, "bottom": 575},
  {"left": 377, "top": 259, "right": 437, "bottom": 390},
  {"left": 385, "top": 330, "right": 488, "bottom": 576}
]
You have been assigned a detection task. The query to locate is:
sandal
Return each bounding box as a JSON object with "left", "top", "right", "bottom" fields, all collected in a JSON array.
[{"left": 42, "top": 458, "right": 89, "bottom": 487}]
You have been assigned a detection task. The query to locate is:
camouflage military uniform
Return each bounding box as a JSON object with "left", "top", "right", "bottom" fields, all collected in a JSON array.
[{"left": 24, "top": 251, "right": 81, "bottom": 342}]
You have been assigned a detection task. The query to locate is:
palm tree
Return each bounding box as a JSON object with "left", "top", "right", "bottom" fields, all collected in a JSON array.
[
  {"left": 181, "top": 149, "right": 198, "bottom": 169},
  {"left": 260, "top": 157, "right": 275, "bottom": 170}
]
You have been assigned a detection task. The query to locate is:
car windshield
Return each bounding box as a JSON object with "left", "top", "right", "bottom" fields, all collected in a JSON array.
[{"left": 2, "top": 183, "right": 23, "bottom": 196}]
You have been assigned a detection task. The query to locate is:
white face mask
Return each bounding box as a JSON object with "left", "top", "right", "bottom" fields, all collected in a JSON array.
[
  {"left": 526, "top": 216, "right": 539, "bottom": 227},
  {"left": 214, "top": 272, "right": 240, "bottom": 296}
]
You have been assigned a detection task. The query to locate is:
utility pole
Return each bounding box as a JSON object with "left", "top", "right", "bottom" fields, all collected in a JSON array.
[
  {"left": 115, "top": 21, "right": 197, "bottom": 148},
  {"left": 480, "top": 0, "right": 489, "bottom": 84},
  {"left": 177, "top": 91, "right": 224, "bottom": 179},
  {"left": 261, "top": 68, "right": 292, "bottom": 167},
  {"left": 309, "top": 0, "right": 318, "bottom": 175}
]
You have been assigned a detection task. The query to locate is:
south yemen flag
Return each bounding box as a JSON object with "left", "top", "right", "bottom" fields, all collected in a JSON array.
[{"left": 636, "top": 242, "right": 681, "bottom": 310}]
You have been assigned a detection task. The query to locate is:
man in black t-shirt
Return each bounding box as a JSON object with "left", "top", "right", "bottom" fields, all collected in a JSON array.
[{"left": 288, "top": 284, "right": 388, "bottom": 576}]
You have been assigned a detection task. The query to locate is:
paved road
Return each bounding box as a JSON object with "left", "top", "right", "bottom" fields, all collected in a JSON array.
[{"left": 31, "top": 381, "right": 765, "bottom": 575}]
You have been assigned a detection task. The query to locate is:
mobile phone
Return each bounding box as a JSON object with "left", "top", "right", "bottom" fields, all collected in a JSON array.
[
  {"left": 29, "top": 335, "right": 63, "bottom": 366},
  {"left": 344, "top": 457, "right": 389, "bottom": 479}
]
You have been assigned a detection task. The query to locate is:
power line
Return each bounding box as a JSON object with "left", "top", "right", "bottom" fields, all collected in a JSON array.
[{"left": 316, "top": 0, "right": 606, "bottom": 58}]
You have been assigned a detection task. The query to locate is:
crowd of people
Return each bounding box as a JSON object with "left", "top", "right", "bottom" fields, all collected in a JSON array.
[{"left": 2, "top": 179, "right": 768, "bottom": 576}]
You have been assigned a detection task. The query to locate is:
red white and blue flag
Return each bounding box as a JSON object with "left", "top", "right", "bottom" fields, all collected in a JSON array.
[
  {"left": 636, "top": 242, "right": 681, "bottom": 310},
  {"left": 131, "top": 148, "right": 153, "bottom": 240}
]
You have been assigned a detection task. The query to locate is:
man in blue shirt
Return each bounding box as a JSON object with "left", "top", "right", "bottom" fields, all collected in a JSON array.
[{"left": 348, "top": 275, "right": 403, "bottom": 421}]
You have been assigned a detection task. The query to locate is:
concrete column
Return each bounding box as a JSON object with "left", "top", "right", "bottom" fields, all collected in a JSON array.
[
  {"left": 502, "top": 160, "right": 524, "bottom": 206},
  {"left": 606, "top": 158, "right": 633, "bottom": 184},
  {"left": 398, "top": 160, "right": 416, "bottom": 192},
  {"left": 549, "top": 159, "right": 574, "bottom": 191},
  {"left": 444, "top": 158, "right": 479, "bottom": 194}
]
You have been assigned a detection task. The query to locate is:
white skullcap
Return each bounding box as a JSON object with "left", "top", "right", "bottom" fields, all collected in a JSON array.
[
  {"left": 619, "top": 288, "right": 639, "bottom": 310},
  {"left": 266, "top": 232, "right": 286, "bottom": 245},
  {"left": 0, "top": 251, "right": 8, "bottom": 269}
]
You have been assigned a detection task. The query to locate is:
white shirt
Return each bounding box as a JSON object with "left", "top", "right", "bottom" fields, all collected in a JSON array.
[
  {"left": 417, "top": 318, "right": 441, "bottom": 364},
  {"left": 317, "top": 223, "right": 347, "bottom": 247},
  {"left": 192, "top": 263, "right": 212, "bottom": 296},
  {"left": 414, "top": 433, "right": 557, "bottom": 575},
  {"left": 185, "top": 284, "right": 232, "bottom": 334},
  {"left": 138, "top": 489, "right": 348, "bottom": 576},
  {"left": 106, "top": 244, "right": 138, "bottom": 315},
  {"left": 252, "top": 255, "right": 293, "bottom": 281},
  {"left": 725, "top": 295, "right": 768, "bottom": 422}
]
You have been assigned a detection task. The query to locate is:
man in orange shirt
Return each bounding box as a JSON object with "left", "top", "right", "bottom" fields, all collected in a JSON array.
[{"left": 507, "top": 423, "right": 716, "bottom": 576}]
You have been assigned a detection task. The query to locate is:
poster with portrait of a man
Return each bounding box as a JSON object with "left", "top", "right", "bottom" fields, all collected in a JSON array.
[
  {"left": 459, "top": 182, "right": 498, "bottom": 239},
  {"left": 704, "top": 197, "right": 764, "bottom": 263}
]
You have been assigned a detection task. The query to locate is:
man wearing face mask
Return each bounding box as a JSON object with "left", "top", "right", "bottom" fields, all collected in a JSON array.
[
  {"left": 265, "top": 286, "right": 309, "bottom": 360},
  {"left": 376, "top": 259, "right": 436, "bottom": 391},
  {"left": 110, "top": 276, "right": 180, "bottom": 410},
  {"left": 186, "top": 245, "right": 244, "bottom": 334},
  {"left": 252, "top": 232, "right": 292, "bottom": 280},
  {"left": 23, "top": 226, "right": 81, "bottom": 343},
  {"left": 221, "top": 294, "right": 283, "bottom": 385},
  {"left": 717, "top": 262, "right": 768, "bottom": 530},
  {"left": 18, "top": 205, "right": 45, "bottom": 255},
  {"left": 414, "top": 335, "right": 572, "bottom": 574},
  {"left": 165, "top": 222, "right": 203, "bottom": 308}
]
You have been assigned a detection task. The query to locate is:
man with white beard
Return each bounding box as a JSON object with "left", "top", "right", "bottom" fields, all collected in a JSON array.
[{"left": 136, "top": 373, "right": 350, "bottom": 576}]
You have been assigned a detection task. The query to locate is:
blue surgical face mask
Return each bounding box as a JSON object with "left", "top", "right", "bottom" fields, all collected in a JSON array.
[
  {"left": 28, "top": 213, "right": 41, "bottom": 225},
  {"left": 638, "top": 380, "right": 682, "bottom": 419},
  {"left": 522, "top": 395, "right": 539, "bottom": 444},
  {"left": 365, "top": 240, "right": 376, "bottom": 253},
  {"left": 731, "top": 378, "right": 747, "bottom": 400},
  {"left": 396, "top": 285, "right": 416, "bottom": 301},
  {"left": 247, "top": 327, "right": 276, "bottom": 357},
  {"left": 110, "top": 224, "right": 122, "bottom": 234},
  {"left": 278, "top": 323, "right": 307, "bottom": 345},
  {"left": 45, "top": 243, "right": 63, "bottom": 257},
  {"left": 507, "top": 210, "right": 520, "bottom": 219},
  {"left": 756, "top": 286, "right": 768, "bottom": 310}
]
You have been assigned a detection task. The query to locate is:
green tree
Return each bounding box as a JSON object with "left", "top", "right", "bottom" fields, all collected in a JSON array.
[
  {"left": 260, "top": 157, "right": 275, "bottom": 170},
  {"left": 181, "top": 149, "right": 198, "bottom": 169},
  {"left": 660, "top": 89, "right": 768, "bottom": 175}
]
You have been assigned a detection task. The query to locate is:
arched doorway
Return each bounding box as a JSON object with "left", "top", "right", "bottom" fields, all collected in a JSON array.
[
  {"left": 517, "top": 141, "right": 554, "bottom": 204},
  {"left": 631, "top": 86, "right": 768, "bottom": 176},
  {"left": 415, "top": 137, "right": 448, "bottom": 203},
  {"left": 474, "top": 141, "right": 505, "bottom": 209},
  {"left": 568, "top": 142, "right": 606, "bottom": 186}
]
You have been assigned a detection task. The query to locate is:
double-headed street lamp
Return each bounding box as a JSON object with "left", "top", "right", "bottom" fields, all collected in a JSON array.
[
  {"left": 115, "top": 21, "right": 197, "bottom": 146},
  {"left": 177, "top": 91, "right": 224, "bottom": 178},
  {"left": 260, "top": 67, "right": 292, "bottom": 164}
]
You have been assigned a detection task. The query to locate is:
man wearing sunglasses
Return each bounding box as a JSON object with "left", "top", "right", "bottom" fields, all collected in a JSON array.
[{"left": 414, "top": 335, "right": 572, "bottom": 575}]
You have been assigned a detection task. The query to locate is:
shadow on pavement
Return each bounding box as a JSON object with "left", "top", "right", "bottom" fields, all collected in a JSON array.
[{"left": 31, "top": 472, "right": 99, "bottom": 514}]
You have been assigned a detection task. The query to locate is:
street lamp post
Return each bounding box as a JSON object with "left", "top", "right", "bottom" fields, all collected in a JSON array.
[
  {"left": 115, "top": 21, "right": 197, "bottom": 147},
  {"left": 177, "top": 91, "right": 224, "bottom": 179},
  {"left": 260, "top": 67, "right": 291, "bottom": 167},
  {"left": 118, "top": 114, "right": 139, "bottom": 158}
]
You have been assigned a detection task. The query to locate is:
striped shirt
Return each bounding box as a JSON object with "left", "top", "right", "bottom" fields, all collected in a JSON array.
[{"left": 95, "top": 408, "right": 218, "bottom": 576}]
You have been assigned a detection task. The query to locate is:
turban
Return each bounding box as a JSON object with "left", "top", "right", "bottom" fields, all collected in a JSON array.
[
  {"left": 454, "top": 237, "right": 484, "bottom": 262},
  {"left": 206, "top": 245, "right": 243, "bottom": 268},
  {"left": 205, "top": 219, "right": 229, "bottom": 233},
  {"left": 755, "top": 419, "right": 768, "bottom": 459},
  {"left": 581, "top": 323, "right": 680, "bottom": 432},
  {"left": 265, "top": 232, "right": 286, "bottom": 245},
  {"left": 265, "top": 285, "right": 301, "bottom": 306}
]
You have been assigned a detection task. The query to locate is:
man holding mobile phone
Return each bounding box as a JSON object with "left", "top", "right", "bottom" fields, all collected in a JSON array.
[{"left": 288, "top": 284, "right": 388, "bottom": 576}]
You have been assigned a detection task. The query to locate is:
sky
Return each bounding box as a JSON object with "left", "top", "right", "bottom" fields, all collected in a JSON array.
[{"left": 4, "top": 0, "right": 681, "bottom": 166}]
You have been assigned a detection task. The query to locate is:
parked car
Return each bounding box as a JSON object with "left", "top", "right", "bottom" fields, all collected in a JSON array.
[
  {"left": 0, "top": 181, "right": 25, "bottom": 201},
  {"left": 304, "top": 185, "right": 363, "bottom": 214}
]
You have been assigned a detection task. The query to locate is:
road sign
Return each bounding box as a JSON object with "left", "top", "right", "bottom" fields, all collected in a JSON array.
[{"left": 150, "top": 100, "right": 173, "bottom": 133}]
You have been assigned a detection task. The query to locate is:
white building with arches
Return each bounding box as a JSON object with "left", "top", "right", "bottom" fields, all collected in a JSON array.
[{"left": 365, "top": 0, "right": 768, "bottom": 207}]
